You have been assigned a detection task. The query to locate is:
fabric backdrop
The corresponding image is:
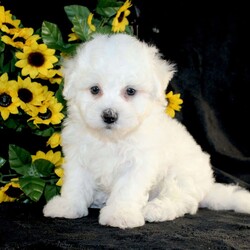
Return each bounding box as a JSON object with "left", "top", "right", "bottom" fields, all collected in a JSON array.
[
  {"left": 0, "top": 1, "right": 250, "bottom": 249},
  {"left": 2, "top": 0, "right": 249, "bottom": 187},
  {"left": 133, "top": 1, "right": 250, "bottom": 187}
]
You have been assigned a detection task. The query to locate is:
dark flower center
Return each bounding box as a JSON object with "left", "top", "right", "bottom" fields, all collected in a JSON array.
[
  {"left": 5, "top": 186, "right": 22, "bottom": 198},
  {"left": 14, "top": 37, "right": 26, "bottom": 44},
  {"left": 0, "top": 93, "right": 12, "bottom": 107},
  {"left": 38, "top": 109, "right": 52, "bottom": 120},
  {"left": 28, "top": 52, "right": 45, "bottom": 67},
  {"left": 2, "top": 22, "right": 15, "bottom": 29},
  {"left": 118, "top": 12, "right": 125, "bottom": 23},
  {"left": 18, "top": 88, "right": 33, "bottom": 103}
]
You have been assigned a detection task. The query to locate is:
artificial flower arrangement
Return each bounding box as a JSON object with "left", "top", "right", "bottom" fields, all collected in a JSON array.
[{"left": 0, "top": 0, "right": 183, "bottom": 204}]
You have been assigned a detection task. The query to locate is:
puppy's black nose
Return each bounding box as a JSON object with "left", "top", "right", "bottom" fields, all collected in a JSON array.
[{"left": 101, "top": 108, "right": 118, "bottom": 124}]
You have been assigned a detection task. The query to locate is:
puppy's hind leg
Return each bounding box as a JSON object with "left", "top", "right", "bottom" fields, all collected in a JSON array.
[{"left": 143, "top": 178, "right": 200, "bottom": 222}]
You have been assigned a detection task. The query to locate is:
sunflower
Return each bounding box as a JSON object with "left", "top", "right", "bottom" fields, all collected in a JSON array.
[
  {"left": 68, "top": 27, "right": 80, "bottom": 42},
  {"left": 87, "top": 13, "right": 96, "bottom": 32},
  {"left": 68, "top": 13, "right": 95, "bottom": 42},
  {"left": 112, "top": 0, "right": 132, "bottom": 33},
  {"left": 48, "top": 69, "right": 63, "bottom": 84},
  {"left": 32, "top": 150, "right": 64, "bottom": 168},
  {"left": 1, "top": 27, "right": 40, "bottom": 49},
  {"left": 16, "top": 76, "right": 47, "bottom": 115},
  {"left": 32, "top": 150, "right": 64, "bottom": 187},
  {"left": 15, "top": 42, "right": 58, "bottom": 79},
  {"left": 0, "top": 6, "right": 20, "bottom": 33},
  {"left": 165, "top": 91, "right": 183, "bottom": 118},
  {"left": 29, "top": 89, "right": 52, "bottom": 115},
  {"left": 54, "top": 167, "right": 64, "bottom": 186},
  {"left": 0, "top": 73, "right": 20, "bottom": 120},
  {"left": 38, "top": 68, "right": 63, "bottom": 84},
  {"left": 47, "top": 132, "right": 62, "bottom": 148},
  {"left": 28, "top": 93, "right": 65, "bottom": 126},
  {"left": 0, "top": 180, "right": 21, "bottom": 203}
]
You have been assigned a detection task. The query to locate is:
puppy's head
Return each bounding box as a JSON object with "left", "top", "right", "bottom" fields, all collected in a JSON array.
[{"left": 62, "top": 33, "right": 175, "bottom": 138}]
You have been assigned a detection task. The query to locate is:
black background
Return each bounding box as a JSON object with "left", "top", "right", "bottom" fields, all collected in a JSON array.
[
  {"left": 1, "top": 0, "right": 250, "bottom": 186},
  {"left": 1, "top": 2, "right": 250, "bottom": 249}
]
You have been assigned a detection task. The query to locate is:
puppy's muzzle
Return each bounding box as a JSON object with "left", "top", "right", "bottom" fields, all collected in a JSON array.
[{"left": 101, "top": 108, "right": 118, "bottom": 124}]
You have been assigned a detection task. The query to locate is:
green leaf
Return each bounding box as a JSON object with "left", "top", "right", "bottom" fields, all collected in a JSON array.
[
  {"left": 61, "top": 43, "right": 79, "bottom": 56},
  {"left": 124, "top": 24, "right": 134, "bottom": 35},
  {"left": 25, "top": 159, "right": 54, "bottom": 178},
  {"left": 64, "top": 5, "right": 90, "bottom": 23},
  {"left": 95, "top": 25, "right": 112, "bottom": 35},
  {"left": 0, "top": 53, "right": 4, "bottom": 74},
  {"left": 64, "top": 5, "right": 91, "bottom": 41},
  {"left": 0, "top": 38, "right": 5, "bottom": 53},
  {"left": 0, "top": 39, "right": 5, "bottom": 71},
  {"left": 55, "top": 82, "right": 67, "bottom": 107},
  {"left": 32, "top": 159, "right": 54, "bottom": 177},
  {"left": 96, "top": 0, "right": 122, "bottom": 17},
  {"left": 71, "top": 16, "right": 91, "bottom": 42},
  {"left": 0, "top": 156, "right": 6, "bottom": 168},
  {"left": 8, "top": 144, "right": 32, "bottom": 175},
  {"left": 19, "top": 176, "right": 45, "bottom": 202},
  {"left": 41, "top": 21, "right": 64, "bottom": 50},
  {"left": 26, "top": 164, "right": 39, "bottom": 177},
  {"left": 3, "top": 117, "right": 20, "bottom": 130},
  {"left": 41, "top": 21, "right": 78, "bottom": 54},
  {"left": 44, "top": 184, "right": 61, "bottom": 202},
  {"left": 10, "top": 50, "right": 17, "bottom": 72},
  {"left": 33, "top": 127, "right": 54, "bottom": 137}
]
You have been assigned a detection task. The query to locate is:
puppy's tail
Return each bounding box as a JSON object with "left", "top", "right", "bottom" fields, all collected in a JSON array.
[{"left": 200, "top": 182, "right": 250, "bottom": 214}]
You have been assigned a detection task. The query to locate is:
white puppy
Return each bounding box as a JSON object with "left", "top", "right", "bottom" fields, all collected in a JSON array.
[{"left": 43, "top": 33, "right": 250, "bottom": 229}]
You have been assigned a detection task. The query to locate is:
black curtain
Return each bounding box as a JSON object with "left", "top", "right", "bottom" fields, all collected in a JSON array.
[
  {"left": 133, "top": 1, "right": 250, "bottom": 187},
  {"left": 1, "top": 0, "right": 250, "bottom": 186}
]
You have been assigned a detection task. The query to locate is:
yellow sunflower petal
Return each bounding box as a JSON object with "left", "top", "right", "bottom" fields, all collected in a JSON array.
[
  {"left": 166, "top": 107, "right": 175, "bottom": 118},
  {"left": 1, "top": 109, "right": 10, "bottom": 120}
]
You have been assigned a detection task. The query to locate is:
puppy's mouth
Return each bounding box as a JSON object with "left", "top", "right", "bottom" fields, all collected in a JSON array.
[{"left": 105, "top": 124, "right": 114, "bottom": 130}]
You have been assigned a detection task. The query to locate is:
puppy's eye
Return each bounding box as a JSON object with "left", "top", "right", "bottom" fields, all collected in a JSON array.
[
  {"left": 90, "top": 86, "right": 100, "bottom": 95},
  {"left": 126, "top": 87, "right": 136, "bottom": 96}
]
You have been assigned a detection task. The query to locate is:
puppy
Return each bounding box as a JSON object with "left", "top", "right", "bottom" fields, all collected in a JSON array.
[{"left": 43, "top": 33, "right": 250, "bottom": 229}]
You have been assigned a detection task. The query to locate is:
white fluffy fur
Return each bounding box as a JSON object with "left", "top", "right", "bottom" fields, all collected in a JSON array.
[{"left": 43, "top": 33, "right": 250, "bottom": 228}]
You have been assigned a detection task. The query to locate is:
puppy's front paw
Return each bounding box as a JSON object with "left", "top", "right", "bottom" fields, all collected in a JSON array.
[
  {"left": 99, "top": 204, "right": 145, "bottom": 229},
  {"left": 43, "top": 195, "right": 88, "bottom": 219}
]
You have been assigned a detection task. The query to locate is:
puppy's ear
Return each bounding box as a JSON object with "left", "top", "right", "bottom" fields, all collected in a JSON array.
[
  {"left": 146, "top": 45, "right": 176, "bottom": 101},
  {"left": 62, "top": 55, "right": 78, "bottom": 100}
]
